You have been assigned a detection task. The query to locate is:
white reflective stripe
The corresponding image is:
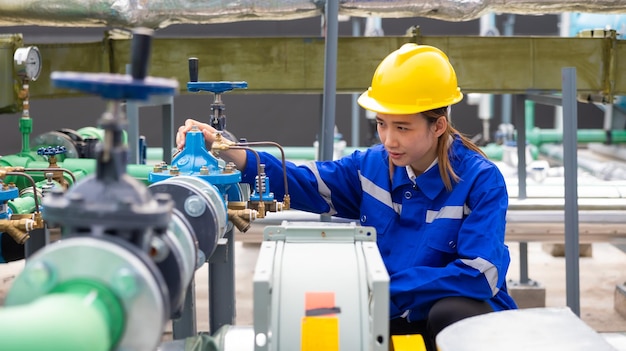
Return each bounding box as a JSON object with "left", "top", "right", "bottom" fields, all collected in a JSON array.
[
  {"left": 303, "top": 162, "right": 337, "bottom": 215},
  {"left": 425, "top": 205, "right": 465, "bottom": 223},
  {"left": 460, "top": 257, "right": 500, "bottom": 296},
  {"left": 359, "top": 171, "right": 400, "bottom": 214}
]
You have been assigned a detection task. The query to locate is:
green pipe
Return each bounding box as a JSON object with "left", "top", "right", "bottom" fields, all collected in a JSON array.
[
  {"left": 76, "top": 126, "right": 128, "bottom": 144},
  {"left": 0, "top": 155, "right": 154, "bottom": 187},
  {"left": 8, "top": 193, "right": 39, "bottom": 214},
  {"left": 525, "top": 100, "right": 535, "bottom": 134},
  {"left": 19, "top": 117, "right": 33, "bottom": 155},
  {"left": 0, "top": 280, "right": 124, "bottom": 351},
  {"left": 526, "top": 128, "right": 626, "bottom": 146}
]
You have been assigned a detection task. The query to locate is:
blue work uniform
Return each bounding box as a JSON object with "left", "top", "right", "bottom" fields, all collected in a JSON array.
[{"left": 240, "top": 135, "right": 518, "bottom": 322}]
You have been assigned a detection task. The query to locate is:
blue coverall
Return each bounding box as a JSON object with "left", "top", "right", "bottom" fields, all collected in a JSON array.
[{"left": 240, "top": 135, "right": 518, "bottom": 322}]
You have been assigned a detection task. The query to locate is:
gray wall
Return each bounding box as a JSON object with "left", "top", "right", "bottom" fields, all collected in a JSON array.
[{"left": 0, "top": 15, "right": 603, "bottom": 157}]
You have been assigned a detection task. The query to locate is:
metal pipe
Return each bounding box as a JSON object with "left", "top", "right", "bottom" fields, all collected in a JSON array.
[
  {"left": 351, "top": 17, "right": 361, "bottom": 148},
  {"left": 320, "top": 1, "right": 338, "bottom": 163},
  {"left": 319, "top": 0, "right": 339, "bottom": 223},
  {"left": 562, "top": 67, "right": 581, "bottom": 316}
]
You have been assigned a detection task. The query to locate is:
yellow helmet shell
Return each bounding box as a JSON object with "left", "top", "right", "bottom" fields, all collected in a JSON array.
[{"left": 358, "top": 43, "right": 463, "bottom": 115}]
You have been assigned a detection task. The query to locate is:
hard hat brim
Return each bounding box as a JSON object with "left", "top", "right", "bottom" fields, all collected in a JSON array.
[{"left": 357, "top": 90, "right": 463, "bottom": 115}]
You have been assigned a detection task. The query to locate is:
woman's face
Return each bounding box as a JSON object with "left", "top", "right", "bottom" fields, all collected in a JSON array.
[{"left": 376, "top": 113, "right": 446, "bottom": 174}]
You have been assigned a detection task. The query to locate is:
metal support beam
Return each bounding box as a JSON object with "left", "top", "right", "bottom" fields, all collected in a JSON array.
[
  {"left": 562, "top": 67, "right": 581, "bottom": 316},
  {"left": 208, "top": 228, "right": 236, "bottom": 333}
]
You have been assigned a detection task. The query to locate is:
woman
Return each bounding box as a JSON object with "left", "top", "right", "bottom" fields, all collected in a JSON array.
[{"left": 176, "top": 43, "right": 517, "bottom": 350}]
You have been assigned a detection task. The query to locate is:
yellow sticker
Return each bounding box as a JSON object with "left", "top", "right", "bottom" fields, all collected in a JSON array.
[
  {"left": 301, "top": 316, "right": 339, "bottom": 351},
  {"left": 391, "top": 334, "right": 427, "bottom": 351}
]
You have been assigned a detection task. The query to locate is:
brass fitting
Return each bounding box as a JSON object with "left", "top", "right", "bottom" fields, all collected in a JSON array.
[
  {"left": 228, "top": 201, "right": 248, "bottom": 211},
  {"left": 256, "top": 201, "right": 265, "bottom": 219},
  {"left": 228, "top": 208, "right": 258, "bottom": 233},
  {"left": 211, "top": 132, "right": 236, "bottom": 151},
  {"left": 0, "top": 167, "right": 25, "bottom": 179},
  {"left": 0, "top": 217, "right": 36, "bottom": 244},
  {"left": 282, "top": 194, "right": 291, "bottom": 211}
]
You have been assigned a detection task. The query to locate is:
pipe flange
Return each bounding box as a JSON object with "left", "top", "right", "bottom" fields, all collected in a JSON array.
[
  {"left": 5, "top": 236, "right": 169, "bottom": 351},
  {"left": 149, "top": 176, "right": 227, "bottom": 259}
]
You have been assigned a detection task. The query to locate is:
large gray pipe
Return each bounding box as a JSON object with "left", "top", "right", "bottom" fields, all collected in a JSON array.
[{"left": 0, "top": 0, "right": 625, "bottom": 28}]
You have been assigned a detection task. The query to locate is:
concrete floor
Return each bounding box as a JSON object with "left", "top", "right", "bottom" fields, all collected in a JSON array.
[{"left": 2, "top": 227, "right": 626, "bottom": 350}]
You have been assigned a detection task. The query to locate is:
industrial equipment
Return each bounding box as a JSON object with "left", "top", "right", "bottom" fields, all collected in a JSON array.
[
  {"left": 0, "top": 26, "right": 395, "bottom": 351},
  {"left": 0, "top": 28, "right": 194, "bottom": 351},
  {"left": 157, "top": 221, "right": 390, "bottom": 351}
]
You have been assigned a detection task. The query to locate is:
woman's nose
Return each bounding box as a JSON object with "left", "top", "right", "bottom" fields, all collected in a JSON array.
[{"left": 382, "top": 131, "right": 397, "bottom": 147}]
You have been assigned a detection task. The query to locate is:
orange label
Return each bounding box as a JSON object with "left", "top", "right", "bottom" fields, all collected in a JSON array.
[{"left": 302, "top": 292, "right": 339, "bottom": 351}]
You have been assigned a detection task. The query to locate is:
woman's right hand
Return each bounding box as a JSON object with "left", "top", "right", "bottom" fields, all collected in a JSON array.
[
  {"left": 175, "top": 118, "right": 247, "bottom": 170},
  {"left": 176, "top": 119, "right": 217, "bottom": 150}
]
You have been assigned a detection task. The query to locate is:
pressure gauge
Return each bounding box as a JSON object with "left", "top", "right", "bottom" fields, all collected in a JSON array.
[{"left": 14, "top": 46, "right": 42, "bottom": 81}]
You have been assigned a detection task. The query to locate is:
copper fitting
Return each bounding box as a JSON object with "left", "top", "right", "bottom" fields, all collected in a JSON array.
[
  {"left": 228, "top": 208, "right": 258, "bottom": 233},
  {"left": 0, "top": 218, "right": 36, "bottom": 244},
  {"left": 282, "top": 194, "right": 291, "bottom": 211}
]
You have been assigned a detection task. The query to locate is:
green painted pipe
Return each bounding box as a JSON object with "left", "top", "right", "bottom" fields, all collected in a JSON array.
[
  {"left": 526, "top": 128, "right": 626, "bottom": 146},
  {"left": 8, "top": 192, "right": 39, "bottom": 214},
  {"left": 19, "top": 117, "right": 33, "bottom": 155},
  {"left": 0, "top": 155, "right": 154, "bottom": 186},
  {"left": 0, "top": 280, "right": 124, "bottom": 351},
  {"left": 525, "top": 100, "right": 535, "bottom": 134},
  {"left": 76, "top": 126, "right": 128, "bottom": 144}
]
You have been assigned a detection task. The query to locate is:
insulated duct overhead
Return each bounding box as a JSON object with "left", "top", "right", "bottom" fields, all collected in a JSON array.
[{"left": 0, "top": 0, "right": 625, "bottom": 28}]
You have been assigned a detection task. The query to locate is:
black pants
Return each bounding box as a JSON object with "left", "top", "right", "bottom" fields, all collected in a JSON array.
[{"left": 389, "top": 297, "right": 494, "bottom": 351}]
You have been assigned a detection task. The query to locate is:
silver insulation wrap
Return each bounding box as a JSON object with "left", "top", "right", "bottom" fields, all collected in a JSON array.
[{"left": 0, "top": 0, "right": 625, "bottom": 28}]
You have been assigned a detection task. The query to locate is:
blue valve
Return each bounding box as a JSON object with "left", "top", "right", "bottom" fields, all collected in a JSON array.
[
  {"left": 249, "top": 174, "right": 275, "bottom": 202},
  {"left": 51, "top": 29, "right": 178, "bottom": 101},
  {"left": 37, "top": 146, "right": 67, "bottom": 157},
  {"left": 0, "top": 182, "right": 19, "bottom": 204},
  {"left": 51, "top": 72, "right": 178, "bottom": 101},
  {"left": 187, "top": 81, "right": 248, "bottom": 94},
  {"left": 148, "top": 129, "right": 241, "bottom": 188}
]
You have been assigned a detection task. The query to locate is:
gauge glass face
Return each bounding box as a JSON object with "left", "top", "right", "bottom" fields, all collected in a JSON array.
[
  {"left": 26, "top": 48, "right": 42, "bottom": 80},
  {"left": 14, "top": 47, "right": 42, "bottom": 81}
]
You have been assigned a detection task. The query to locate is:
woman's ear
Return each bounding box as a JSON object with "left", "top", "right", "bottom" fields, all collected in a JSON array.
[{"left": 433, "top": 115, "right": 448, "bottom": 138}]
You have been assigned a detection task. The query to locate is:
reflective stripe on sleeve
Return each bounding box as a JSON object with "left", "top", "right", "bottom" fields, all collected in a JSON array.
[
  {"left": 303, "top": 162, "right": 337, "bottom": 215},
  {"left": 460, "top": 257, "right": 500, "bottom": 296},
  {"left": 358, "top": 171, "right": 401, "bottom": 215}
]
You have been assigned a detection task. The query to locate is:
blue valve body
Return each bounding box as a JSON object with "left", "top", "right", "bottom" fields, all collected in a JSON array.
[
  {"left": 187, "top": 81, "right": 247, "bottom": 94},
  {"left": 250, "top": 176, "right": 274, "bottom": 202},
  {"left": 149, "top": 130, "right": 241, "bottom": 187},
  {"left": 51, "top": 72, "right": 179, "bottom": 100},
  {"left": 0, "top": 185, "right": 19, "bottom": 203}
]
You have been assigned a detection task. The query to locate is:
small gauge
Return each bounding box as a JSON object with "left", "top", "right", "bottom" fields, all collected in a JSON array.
[{"left": 14, "top": 46, "right": 42, "bottom": 81}]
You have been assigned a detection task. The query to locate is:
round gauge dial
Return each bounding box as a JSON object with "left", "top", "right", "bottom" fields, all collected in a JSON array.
[{"left": 14, "top": 46, "right": 42, "bottom": 81}]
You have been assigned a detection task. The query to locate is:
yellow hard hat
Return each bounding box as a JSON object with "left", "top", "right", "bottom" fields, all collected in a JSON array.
[{"left": 358, "top": 43, "right": 463, "bottom": 115}]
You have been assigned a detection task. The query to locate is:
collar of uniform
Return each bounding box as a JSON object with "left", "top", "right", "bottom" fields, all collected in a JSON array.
[
  {"left": 390, "top": 158, "right": 443, "bottom": 199},
  {"left": 414, "top": 163, "right": 446, "bottom": 200},
  {"left": 405, "top": 158, "right": 438, "bottom": 183},
  {"left": 415, "top": 135, "right": 463, "bottom": 199}
]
